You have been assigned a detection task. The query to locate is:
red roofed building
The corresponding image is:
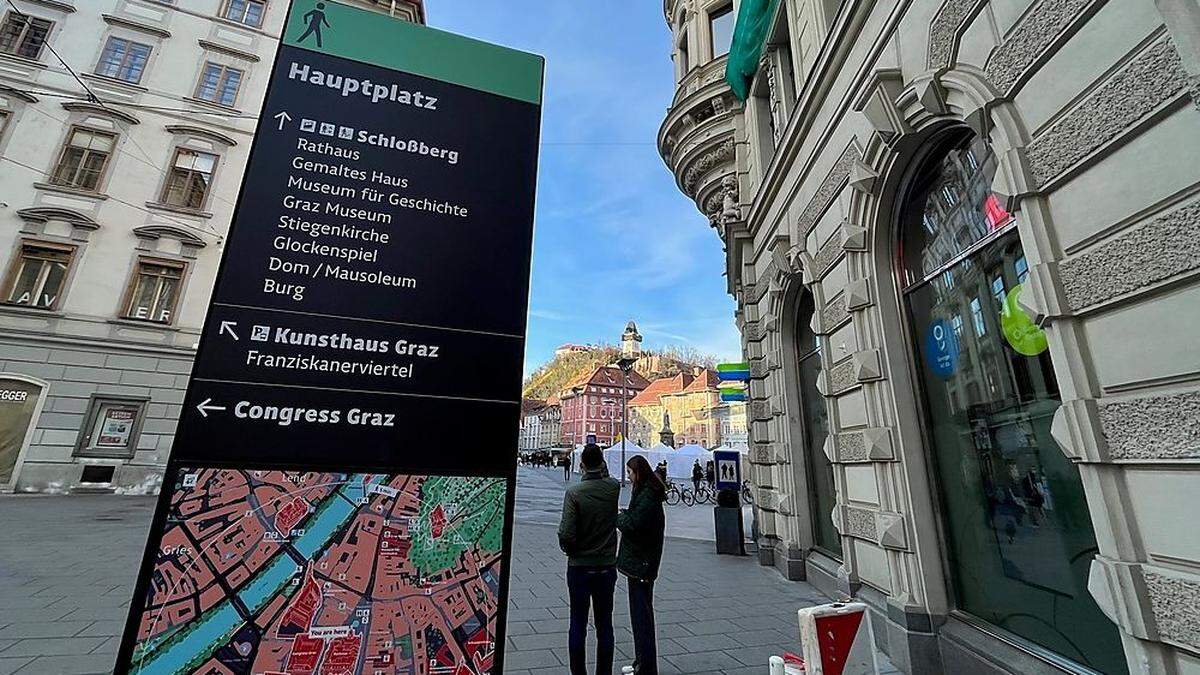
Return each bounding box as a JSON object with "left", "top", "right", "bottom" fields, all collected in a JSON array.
[{"left": 559, "top": 366, "right": 649, "bottom": 447}]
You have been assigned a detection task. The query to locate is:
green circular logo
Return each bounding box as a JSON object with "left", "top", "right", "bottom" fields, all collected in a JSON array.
[{"left": 1001, "top": 284, "right": 1048, "bottom": 356}]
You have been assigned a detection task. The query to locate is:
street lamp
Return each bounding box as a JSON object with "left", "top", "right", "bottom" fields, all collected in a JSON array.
[{"left": 616, "top": 321, "right": 642, "bottom": 486}]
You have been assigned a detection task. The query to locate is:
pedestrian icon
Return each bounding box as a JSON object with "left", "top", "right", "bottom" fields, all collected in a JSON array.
[{"left": 297, "top": 3, "right": 331, "bottom": 48}]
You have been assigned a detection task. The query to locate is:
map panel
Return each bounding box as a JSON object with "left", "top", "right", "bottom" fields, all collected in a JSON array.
[{"left": 128, "top": 469, "right": 506, "bottom": 675}]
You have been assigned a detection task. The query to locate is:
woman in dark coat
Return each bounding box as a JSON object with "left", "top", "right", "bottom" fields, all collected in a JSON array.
[{"left": 617, "top": 455, "right": 666, "bottom": 675}]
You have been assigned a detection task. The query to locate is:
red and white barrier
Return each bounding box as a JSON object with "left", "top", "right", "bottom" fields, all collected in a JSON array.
[
  {"left": 796, "top": 602, "right": 879, "bottom": 675},
  {"left": 768, "top": 601, "right": 880, "bottom": 674}
]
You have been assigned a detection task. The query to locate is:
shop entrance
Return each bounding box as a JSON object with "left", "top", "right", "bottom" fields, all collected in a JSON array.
[
  {"left": 0, "top": 375, "right": 46, "bottom": 491},
  {"left": 897, "top": 131, "right": 1126, "bottom": 674}
]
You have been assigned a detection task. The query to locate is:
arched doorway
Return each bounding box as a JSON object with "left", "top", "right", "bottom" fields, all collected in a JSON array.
[
  {"left": 0, "top": 374, "right": 48, "bottom": 491},
  {"left": 896, "top": 130, "right": 1125, "bottom": 673},
  {"left": 793, "top": 291, "right": 840, "bottom": 559}
]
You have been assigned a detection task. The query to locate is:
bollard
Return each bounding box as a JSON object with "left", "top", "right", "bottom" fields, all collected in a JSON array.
[
  {"left": 769, "top": 655, "right": 786, "bottom": 675},
  {"left": 796, "top": 602, "right": 878, "bottom": 674}
]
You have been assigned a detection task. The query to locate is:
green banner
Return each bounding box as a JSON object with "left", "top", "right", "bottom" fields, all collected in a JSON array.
[
  {"left": 284, "top": 0, "right": 544, "bottom": 105},
  {"left": 725, "top": 0, "right": 781, "bottom": 100}
]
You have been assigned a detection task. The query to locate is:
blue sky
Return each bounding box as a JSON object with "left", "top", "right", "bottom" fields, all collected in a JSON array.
[{"left": 428, "top": 2, "right": 741, "bottom": 377}]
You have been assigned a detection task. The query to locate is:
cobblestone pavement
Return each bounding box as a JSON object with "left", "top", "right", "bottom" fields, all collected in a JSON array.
[{"left": 0, "top": 469, "right": 896, "bottom": 674}]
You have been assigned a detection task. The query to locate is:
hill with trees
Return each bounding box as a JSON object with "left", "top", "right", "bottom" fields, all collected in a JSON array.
[{"left": 522, "top": 343, "right": 718, "bottom": 400}]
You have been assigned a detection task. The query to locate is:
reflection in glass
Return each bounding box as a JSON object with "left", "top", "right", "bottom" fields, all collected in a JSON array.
[{"left": 900, "top": 133, "right": 1125, "bottom": 673}]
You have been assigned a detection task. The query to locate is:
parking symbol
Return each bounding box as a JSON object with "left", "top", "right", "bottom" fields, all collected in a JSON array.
[
  {"left": 251, "top": 325, "right": 270, "bottom": 342},
  {"left": 299, "top": 118, "right": 317, "bottom": 133}
]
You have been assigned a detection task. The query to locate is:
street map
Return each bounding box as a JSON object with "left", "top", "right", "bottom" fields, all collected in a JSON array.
[{"left": 128, "top": 469, "right": 506, "bottom": 674}]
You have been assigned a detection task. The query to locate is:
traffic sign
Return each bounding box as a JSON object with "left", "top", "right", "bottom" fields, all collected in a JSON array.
[{"left": 116, "top": 3, "right": 543, "bottom": 673}]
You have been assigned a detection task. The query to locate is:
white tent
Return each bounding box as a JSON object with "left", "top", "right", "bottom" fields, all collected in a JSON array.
[
  {"left": 600, "top": 441, "right": 647, "bottom": 478},
  {"left": 571, "top": 442, "right": 727, "bottom": 480},
  {"left": 668, "top": 444, "right": 711, "bottom": 480}
]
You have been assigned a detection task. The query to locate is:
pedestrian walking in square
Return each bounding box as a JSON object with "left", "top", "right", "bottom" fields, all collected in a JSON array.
[
  {"left": 558, "top": 443, "right": 620, "bottom": 675},
  {"left": 617, "top": 455, "right": 666, "bottom": 675}
]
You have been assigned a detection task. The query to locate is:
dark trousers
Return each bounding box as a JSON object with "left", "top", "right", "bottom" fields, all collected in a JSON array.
[
  {"left": 567, "top": 566, "right": 616, "bottom": 675},
  {"left": 628, "top": 577, "right": 657, "bottom": 675}
]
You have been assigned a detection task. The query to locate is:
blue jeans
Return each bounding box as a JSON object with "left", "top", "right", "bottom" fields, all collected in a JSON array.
[
  {"left": 628, "top": 577, "right": 657, "bottom": 675},
  {"left": 567, "top": 565, "right": 616, "bottom": 675}
]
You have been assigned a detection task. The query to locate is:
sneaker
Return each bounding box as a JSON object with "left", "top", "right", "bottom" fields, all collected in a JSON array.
[{"left": 622, "top": 666, "right": 635, "bottom": 674}]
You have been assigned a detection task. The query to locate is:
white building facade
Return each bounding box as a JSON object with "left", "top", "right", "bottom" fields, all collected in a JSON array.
[
  {"left": 659, "top": 0, "right": 1200, "bottom": 673},
  {"left": 0, "top": 0, "right": 421, "bottom": 494}
]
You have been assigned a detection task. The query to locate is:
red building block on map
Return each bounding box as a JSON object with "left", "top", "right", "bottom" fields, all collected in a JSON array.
[
  {"left": 284, "top": 634, "right": 324, "bottom": 674},
  {"left": 319, "top": 634, "right": 362, "bottom": 675},
  {"left": 278, "top": 574, "right": 323, "bottom": 636},
  {"left": 430, "top": 505, "right": 447, "bottom": 539},
  {"left": 275, "top": 497, "right": 309, "bottom": 535}
]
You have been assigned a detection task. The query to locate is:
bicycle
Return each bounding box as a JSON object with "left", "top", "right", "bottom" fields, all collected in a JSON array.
[
  {"left": 694, "top": 482, "right": 716, "bottom": 505},
  {"left": 741, "top": 480, "right": 753, "bottom": 505},
  {"left": 665, "top": 480, "right": 683, "bottom": 507}
]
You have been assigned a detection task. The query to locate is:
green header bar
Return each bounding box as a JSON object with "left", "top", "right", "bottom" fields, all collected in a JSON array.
[{"left": 283, "top": 0, "right": 544, "bottom": 105}]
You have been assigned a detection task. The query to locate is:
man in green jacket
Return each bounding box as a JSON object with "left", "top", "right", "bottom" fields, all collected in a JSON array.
[{"left": 558, "top": 444, "right": 620, "bottom": 675}]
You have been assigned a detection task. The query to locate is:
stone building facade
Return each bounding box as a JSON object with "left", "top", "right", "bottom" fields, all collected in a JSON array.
[
  {"left": 658, "top": 0, "right": 1200, "bottom": 673},
  {"left": 0, "top": 0, "right": 422, "bottom": 494}
]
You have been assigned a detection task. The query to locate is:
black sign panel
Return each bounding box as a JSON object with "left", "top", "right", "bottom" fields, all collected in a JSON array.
[{"left": 116, "top": 4, "right": 541, "bottom": 673}]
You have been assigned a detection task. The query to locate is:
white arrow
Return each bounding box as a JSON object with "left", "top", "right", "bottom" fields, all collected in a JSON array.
[
  {"left": 196, "top": 398, "right": 226, "bottom": 418},
  {"left": 274, "top": 110, "right": 292, "bottom": 131},
  {"left": 219, "top": 321, "right": 239, "bottom": 341}
]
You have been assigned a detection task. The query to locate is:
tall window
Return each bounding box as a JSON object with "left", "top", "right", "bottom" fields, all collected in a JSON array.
[
  {"left": 709, "top": 4, "right": 735, "bottom": 59},
  {"left": 124, "top": 259, "right": 184, "bottom": 324},
  {"left": 221, "top": 0, "right": 266, "bottom": 27},
  {"left": 0, "top": 12, "right": 51, "bottom": 59},
  {"left": 2, "top": 242, "right": 73, "bottom": 309},
  {"left": 195, "top": 62, "right": 243, "bottom": 106},
  {"left": 96, "top": 37, "right": 152, "bottom": 83},
  {"left": 50, "top": 127, "right": 115, "bottom": 190},
  {"left": 795, "top": 292, "right": 840, "bottom": 557},
  {"left": 676, "top": 31, "right": 689, "bottom": 80},
  {"left": 899, "top": 131, "right": 1125, "bottom": 674},
  {"left": 161, "top": 149, "right": 217, "bottom": 209}
]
